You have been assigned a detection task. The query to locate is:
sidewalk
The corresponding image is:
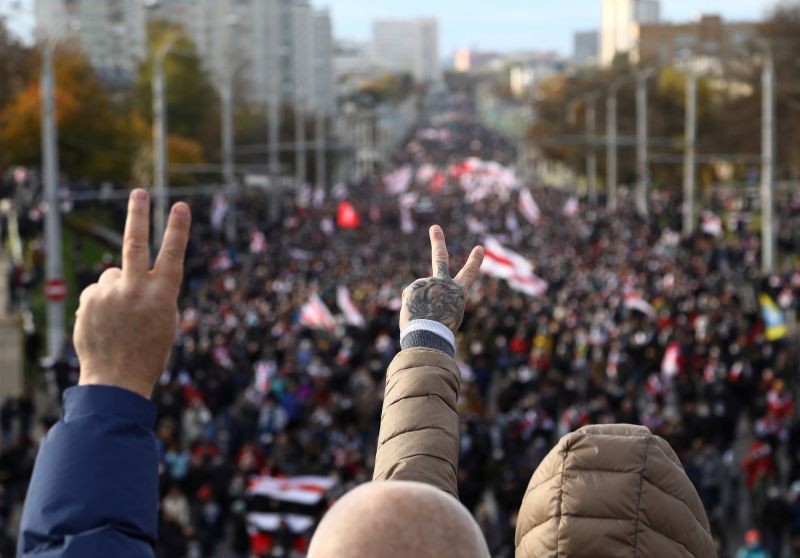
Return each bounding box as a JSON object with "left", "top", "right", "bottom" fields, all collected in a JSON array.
[{"left": 0, "top": 253, "right": 23, "bottom": 400}]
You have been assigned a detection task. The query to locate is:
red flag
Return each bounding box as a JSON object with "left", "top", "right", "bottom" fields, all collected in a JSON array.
[
  {"left": 337, "top": 201, "right": 360, "bottom": 229},
  {"left": 430, "top": 172, "right": 446, "bottom": 193}
]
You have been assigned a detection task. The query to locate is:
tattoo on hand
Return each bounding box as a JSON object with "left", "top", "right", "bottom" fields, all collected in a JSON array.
[{"left": 404, "top": 264, "right": 466, "bottom": 333}]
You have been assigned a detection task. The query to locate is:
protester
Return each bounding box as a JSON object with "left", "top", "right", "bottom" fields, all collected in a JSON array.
[{"left": 2, "top": 104, "right": 799, "bottom": 556}]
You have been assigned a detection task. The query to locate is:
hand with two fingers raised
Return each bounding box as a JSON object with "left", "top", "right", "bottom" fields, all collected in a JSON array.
[{"left": 74, "top": 189, "right": 192, "bottom": 399}]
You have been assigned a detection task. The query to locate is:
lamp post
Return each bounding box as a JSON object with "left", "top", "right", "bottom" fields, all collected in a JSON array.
[
  {"left": 635, "top": 67, "right": 655, "bottom": 217},
  {"left": 605, "top": 77, "right": 627, "bottom": 212},
  {"left": 221, "top": 14, "right": 238, "bottom": 243},
  {"left": 41, "top": 37, "right": 65, "bottom": 358},
  {"left": 151, "top": 34, "right": 178, "bottom": 247}
]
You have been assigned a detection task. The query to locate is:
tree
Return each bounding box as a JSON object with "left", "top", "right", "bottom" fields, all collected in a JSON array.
[
  {"left": 0, "top": 47, "right": 136, "bottom": 180},
  {"left": 0, "top": 17, "right": 35, "bottom": 108},
  {"left": 134, "top": 21, "right": 218, "bottom": 146}
]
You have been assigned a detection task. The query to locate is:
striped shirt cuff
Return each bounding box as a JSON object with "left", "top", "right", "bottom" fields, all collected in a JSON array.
[{"left": 400, "top": 319, "right": 456, "bottom": 357}]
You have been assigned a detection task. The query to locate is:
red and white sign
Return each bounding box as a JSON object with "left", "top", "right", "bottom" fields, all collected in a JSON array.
[{"left": 44, "top": 278, "right": 68, "bottom": 302}]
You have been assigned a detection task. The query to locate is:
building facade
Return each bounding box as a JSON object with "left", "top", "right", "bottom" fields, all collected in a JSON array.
[
  {"left": 371, "top": 18, "right": 441, "bottom": 83},
  {"left": 638, "top": 15, "right": 762, "bottom": 68},
  {"left": 34, "top": 0, "right": 147, "bottom": 85},
  {"left": 573, "top": 30, "right": 599, "bottom": 66},
  {"left": 165, "top": 0, "right": 334, "bottom": 113},
  {"left": 600, "top": 0, "right": 660, "bottom": 66}
]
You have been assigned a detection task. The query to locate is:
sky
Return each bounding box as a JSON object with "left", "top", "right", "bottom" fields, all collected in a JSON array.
[
  {"left": 313, "top": 0, "right": 780, "bottom": 56},
  {"left": 2, "top": 0, "right": 781, "bottom": 57}
]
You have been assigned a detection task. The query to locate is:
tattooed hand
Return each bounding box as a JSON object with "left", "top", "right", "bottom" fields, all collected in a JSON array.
[{"left": 400, "top": 225, "right": 485, "bottom": 334}]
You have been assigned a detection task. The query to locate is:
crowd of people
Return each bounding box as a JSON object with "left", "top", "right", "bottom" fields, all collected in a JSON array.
[{"left": 2, "top": 95, "right": 800, "bottom": 557}]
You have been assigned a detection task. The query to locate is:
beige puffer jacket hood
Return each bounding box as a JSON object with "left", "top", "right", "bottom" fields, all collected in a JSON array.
[
  {"left": 515, "top": 424, "right": 716, "bottom": 557},
  {"left": 373, "top": 350, "right": 715, "bottom": 557}
]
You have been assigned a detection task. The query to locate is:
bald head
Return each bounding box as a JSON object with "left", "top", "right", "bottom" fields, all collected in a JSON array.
[{"left": 308, "top": 481, "right": 489, "bottom": 558}]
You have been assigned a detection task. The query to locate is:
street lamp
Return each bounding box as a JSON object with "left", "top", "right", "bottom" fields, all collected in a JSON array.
[
  {"left": 221, "top": 13, "right": 239, "bottom": 243},
  {"left": 635, "top": 67, "right": 656, "bottom": 217},
  {"left": 605, "top": 76, "right": 628, "bottom": 212},
  {"left": 151, "top": 32, "right": 179, "bottom": 248},
  {"left": 41, "top": 36, "right": 65, "bottom": 359}
]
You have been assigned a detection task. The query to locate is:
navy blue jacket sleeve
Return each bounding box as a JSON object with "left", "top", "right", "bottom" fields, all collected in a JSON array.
[{"left": 18, "top": 386, "right": 159, "bottom": 558}]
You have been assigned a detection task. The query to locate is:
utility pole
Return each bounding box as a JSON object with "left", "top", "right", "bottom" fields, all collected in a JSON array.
[
  {"left": 586, "top": 96, "right": 598, "bottom": 204},
  {"left": 315, "top": 111, "right": 326, "bottom": 193},
  {"left": 636, "top": 69, "right": 653, "bottom": 217},
  {"left": 221, "top": 15, "right": 238, "bottom": 243},
  {"left": 683, "top": 71, "right": 697, "bottom": 237},
  {"left": 761, "top": 52, "right": 776, "bottom": 274},
  {"left": 267, "top": 2, "right": 282, "bottom": 224},
  {"left": 152, "top": 41, "right": 173, "bottom": 247},
  {"left": 42, "top": 40, "right": 65, "bottom": 359},
  {"left": 605, "top": 89, "right": 618, "bottom": 211},
  {"left": 295, "top": 96, "right": 307, "bottom": 187}
]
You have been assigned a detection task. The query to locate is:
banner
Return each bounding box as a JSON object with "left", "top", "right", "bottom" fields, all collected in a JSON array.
[
  {"left": 336, "top": 286, "right": 366, "bottom": 328},
  {"left": 299, "top": 293, "right": 337, "bottom": 332},
  {"left": 760, "top": 293, "right": 788, "bottom": 341}
]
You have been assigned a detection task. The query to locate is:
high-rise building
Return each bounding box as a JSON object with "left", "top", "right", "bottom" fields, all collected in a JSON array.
[
  {"left": 600, "top": 0, "right": 660, "bottom": 66},
  {"left": 34, "top": 0, "right": 147, "bottom": 85},
  {"left": 573, "top": 30, "right": 599, "bottom": 66},
  {"left": 154, "top": 0, "right": 334, "bottom": 112},
  {"left": 371, "top": 18, "right": 441, "bottom": 83}
]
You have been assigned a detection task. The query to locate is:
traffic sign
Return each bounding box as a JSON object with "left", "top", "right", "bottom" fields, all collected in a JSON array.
[{"left": 44, "top": 278, "right": 68, "bottom": 302}]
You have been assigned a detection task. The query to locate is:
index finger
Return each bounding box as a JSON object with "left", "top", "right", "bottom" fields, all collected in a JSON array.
[
  {"left": 429, "top": 225, "right": 449, "bottom": 279},
  {"left": 122, "top": 189, "right": 151, "bottom": 279},
  {"left": 154, "top": 202, "right": 192, "bottom": 289}
]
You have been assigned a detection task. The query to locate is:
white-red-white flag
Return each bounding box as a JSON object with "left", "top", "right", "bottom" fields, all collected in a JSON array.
[
  {"left": 400, "top": 206, "right": 415, "bottom": 234},
  {"left": 482, "top": 238, "right": 548, "bottom": 297},
  {"left": 623, "top": 290, "right": 656, "bottom": 318},
  {"left": 701, "top": 211, "right": 723, "bottom": 237},
  {"left": 210, "top": 193, "right": 228, "bottom": 231},
  {"left": 248, "top": 475, "right": 336, "bottom": 506},
  {"left": 519, "top": 188, "right": 541, "bottom": 225},
  {"left": 661, "top": 342, "right": 682, "bottom": 379},
  {"left": 249, "top": 229, "right": 267, "bottom": 254},
  {"left": 563, "top": 196, "right": 579, "bottom": 218},
  {"left": 336, "top": 285, "right": 366, "bottom": 328},
  {"left": 384, "top": 166, "right": 413, "bottom": 195},
  {"left": 299, "top": 293, "right": 337, "bottom": 332}
]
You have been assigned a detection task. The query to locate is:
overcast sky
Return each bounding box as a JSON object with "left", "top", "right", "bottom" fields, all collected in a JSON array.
[
  {"left": 2, "top": 0, "right": 782, "bottom": 57},
  {"left": 313, "top": 0, "right": 780, "bottom": 56}
]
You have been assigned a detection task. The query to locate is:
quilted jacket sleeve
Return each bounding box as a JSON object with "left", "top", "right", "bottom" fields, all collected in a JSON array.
[
  {"left": 372, "top": 348, "right": 461, "bottom": 498},
  {"left": 18, "top": 386, "right": 159, "bottom": 558}
]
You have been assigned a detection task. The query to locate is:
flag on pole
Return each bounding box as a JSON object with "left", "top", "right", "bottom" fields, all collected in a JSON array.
[
  {"left": 701, "top": 211, "right": 723, "bottom": 237},
  {"left": 563, "top": 196, "right": 579, "bottom": 218},
  {"left": 210, "top": 193, "right": 228, "bottom": 231},
  {"left": 482, "top": 238, "right": 548, "bottom": 297},
  {"left": 760, "top": 293, "right": 788, "bottom": 341},
  {"left": 519, "top": 189, "right": 541, "bottom": 225},
  {"left": 623, "top": 290, "right": 656, "bottom": 318},
  {"left": 249, "top": 229, "right": 267, "bottom": 254},
  {"left": 299, "top": 293, "right": 337, "bottom": 332},
  {"left": 336, "top": 285, "right": 366, "bottom": 328},
  {"left": 337, "top": 201, "right": 360, "bottom": 229},
  {"left": 400, "top": 206, "right": 415, "bottom": 234},
  {"left": 661, "top": 342, "right": 682, "bottom": 378}
]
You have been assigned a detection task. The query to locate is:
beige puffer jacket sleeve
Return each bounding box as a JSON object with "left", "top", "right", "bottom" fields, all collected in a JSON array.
[
  {"left": 515, "top": 424, "right": 716, "bottom": 558},
  {"left": 372, "top": 348, "right": 461, "bottom": 498}
]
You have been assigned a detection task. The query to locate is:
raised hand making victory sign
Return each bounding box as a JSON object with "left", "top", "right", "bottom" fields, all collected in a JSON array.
[
  {"left": 400, "top": 225, "right": 484, "bottom": 334},
  {"left": 74, "top": 189, "right": 191, "bottom": 399}
]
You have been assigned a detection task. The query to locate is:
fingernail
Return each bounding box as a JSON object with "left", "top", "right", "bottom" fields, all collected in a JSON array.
[
  {"left": 431, "top": 225, "right": 441, "bottom": 233},
  {"left": 172, "top": 203, "right": 189, "bottom": 217},
  {"left": 133, "top": 189, "right": 148, "bottom": 203}
]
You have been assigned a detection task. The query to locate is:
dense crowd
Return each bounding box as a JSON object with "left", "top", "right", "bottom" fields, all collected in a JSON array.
[{"left": 2, "top": 99, "right": 800, "bottom": 557}]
